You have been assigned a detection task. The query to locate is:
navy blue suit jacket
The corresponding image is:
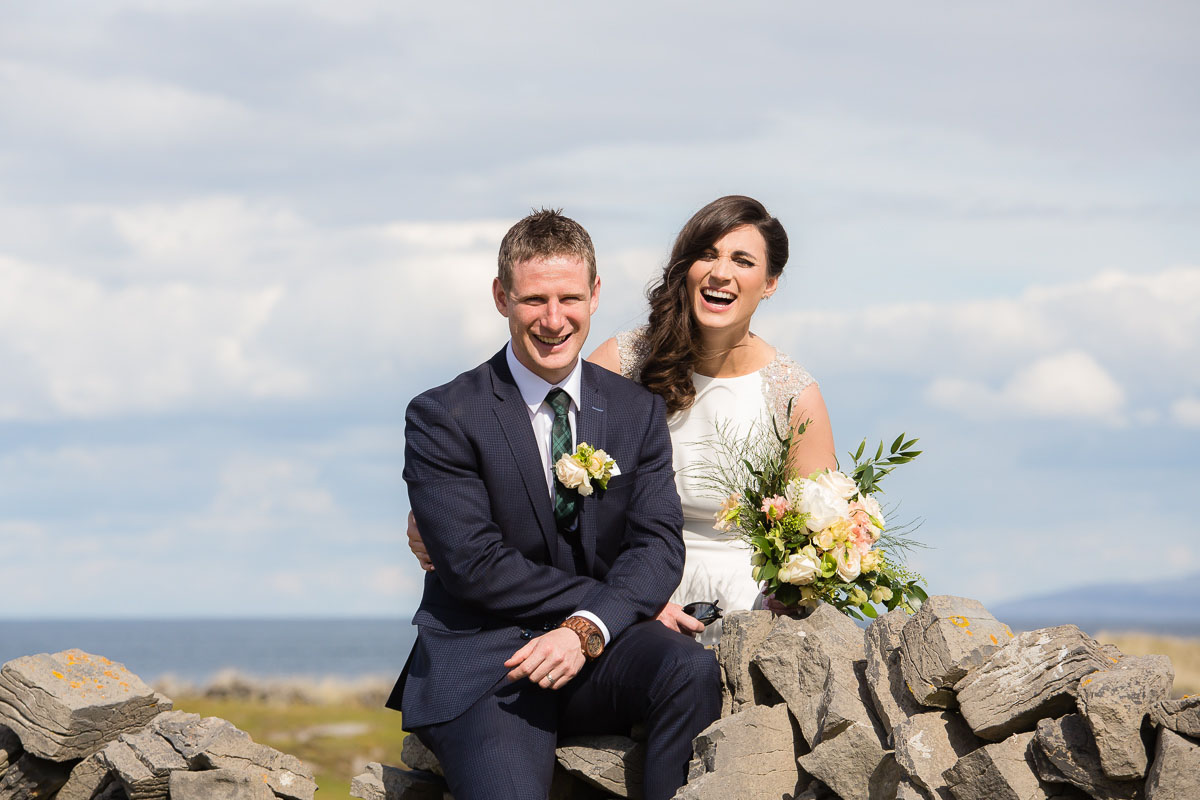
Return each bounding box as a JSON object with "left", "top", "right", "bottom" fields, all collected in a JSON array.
[{"left": 388, "top": 348, "right": 685, "bottom": 729}]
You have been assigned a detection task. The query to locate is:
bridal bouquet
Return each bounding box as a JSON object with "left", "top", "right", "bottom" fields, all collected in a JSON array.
[{"left": 701, "top": 410, "right": 928, "bottom": 619}]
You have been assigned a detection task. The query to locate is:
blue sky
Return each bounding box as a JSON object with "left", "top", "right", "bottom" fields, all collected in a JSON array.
[{"left": 1, "top": 1, "right": 1197, "bottom": 617}]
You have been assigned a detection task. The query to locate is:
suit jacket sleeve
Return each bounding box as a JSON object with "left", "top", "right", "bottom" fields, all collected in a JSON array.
[
  {"left": 573, "top": 391, "right": 685, "bottom": 640},
  {"left": 405, "top": 392, "right": 601, "bottom": 623}
]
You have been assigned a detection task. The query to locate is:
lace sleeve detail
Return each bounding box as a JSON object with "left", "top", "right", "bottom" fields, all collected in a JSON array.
[
  {"left": 761, "top": 351, "right": 817, "bottom": 430},
  {"left": 615, "top": 326, "right": 651, "bottom": 383}
]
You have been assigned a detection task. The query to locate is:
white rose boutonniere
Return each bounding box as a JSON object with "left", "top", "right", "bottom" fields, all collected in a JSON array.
[{"left": 554, "top": 443, "right": 616, "bottom": 498}]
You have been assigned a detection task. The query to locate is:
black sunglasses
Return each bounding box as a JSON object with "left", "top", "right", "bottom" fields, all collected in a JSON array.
[{"left": 681, "top": 600, "right": 723, "bottom": 626}]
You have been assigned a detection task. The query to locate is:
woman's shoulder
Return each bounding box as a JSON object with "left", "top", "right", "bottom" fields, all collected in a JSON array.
[
  {"left": 760, "top": 347, "right": 818, "bottom": 427},
  {"left": 612, "top": 325, "right": 651, "bottom": 383}
]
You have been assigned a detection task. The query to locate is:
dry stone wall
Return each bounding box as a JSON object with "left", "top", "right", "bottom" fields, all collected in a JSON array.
[
  {"left": 352, "top": 596, "right": 1199, "bottom": 800},
  {"left": 0, "top": 649, "right": 317, "bottom": 800}
]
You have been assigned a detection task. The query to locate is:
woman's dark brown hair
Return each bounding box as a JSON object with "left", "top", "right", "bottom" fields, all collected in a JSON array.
[{"left": 640, "top": 195, "right": 789, "bottom": 413}]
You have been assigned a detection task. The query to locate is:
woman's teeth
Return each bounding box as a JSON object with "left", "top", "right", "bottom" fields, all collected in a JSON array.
[
  {"left": 534, "top": 333, "right": 568, "bottom": 345},
  {"left": 701, "top": 288, "right": 735, "bottom": 306}
]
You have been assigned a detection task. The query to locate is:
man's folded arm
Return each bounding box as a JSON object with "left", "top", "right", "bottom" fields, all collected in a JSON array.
[
  {"left": 405, "top": 394, "right": 601, "bottom": 623},
  {"left": 575, "top": 392, "right": 686, "bottom": 641}
]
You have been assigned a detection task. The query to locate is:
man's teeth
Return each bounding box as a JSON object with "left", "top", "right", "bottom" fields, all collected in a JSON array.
[{"left": 534, "top": 334, "right": 568, "bottom": 345}]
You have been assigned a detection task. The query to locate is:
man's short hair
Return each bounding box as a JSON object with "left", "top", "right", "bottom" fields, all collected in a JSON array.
[{"left": 497, "top": 208, "right": 597, "bottom": 292}]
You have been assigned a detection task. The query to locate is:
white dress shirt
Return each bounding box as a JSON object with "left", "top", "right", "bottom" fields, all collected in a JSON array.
[{"left": 505, "top": 343, "right": 611, "bottom": 644}]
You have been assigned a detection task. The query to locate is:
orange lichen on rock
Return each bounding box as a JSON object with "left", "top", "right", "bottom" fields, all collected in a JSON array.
[{"left": 52, "top": 670, "right": 64, "bottom": 680}]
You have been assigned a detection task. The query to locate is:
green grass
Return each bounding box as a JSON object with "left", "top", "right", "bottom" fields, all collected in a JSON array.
[{"left": 170, "top": 694, "right": 409, "bottom": 798}]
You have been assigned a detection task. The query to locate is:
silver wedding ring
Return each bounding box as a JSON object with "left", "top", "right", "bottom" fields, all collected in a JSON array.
[{"left": 547, "top": 675, "right": 556, "bottom": 686}]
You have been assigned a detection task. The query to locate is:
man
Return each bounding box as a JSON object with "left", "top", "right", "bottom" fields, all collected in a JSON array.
[{"left": 387, "top": 209, "right": 721, "bottom": 800}]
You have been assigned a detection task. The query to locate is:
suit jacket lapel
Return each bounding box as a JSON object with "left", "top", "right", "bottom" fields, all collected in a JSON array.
[
  {"left": 577, "top": 364, "right": 606, "bottom": 573},
  {"left": 489, "top": 353, "right": 559, "bottom": 563}
]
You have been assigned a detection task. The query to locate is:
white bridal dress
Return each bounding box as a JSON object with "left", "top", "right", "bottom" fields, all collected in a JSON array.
[{"left": 616, "top": 328, "right": 816, "bottom": 643}]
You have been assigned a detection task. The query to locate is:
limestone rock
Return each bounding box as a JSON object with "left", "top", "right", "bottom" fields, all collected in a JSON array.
[
  {"left": 169, "top": 767, "right": 276, "bottom": 800},
  {"left": 1077, "top": 655, "right": 1173, "bottom": 779},
  {"left": 350, "top": 761, "right": 446, "bottom": 800},
  {"left": 400, "top": 733, "right": 442, "bottom": 776},
  {"left": 0, "top": 727, "right": 20, "bottom": 776},
  {"left": 101, "top": 726, "right": 189, "bottom": 800},
  {"left": 899, "top": 596, "right": 1014, "bottom": 708},
  {"left": 149, "top": 711, "right": 238, "bottom": 763},
  {"left": 865, "top": 609, "right": 923, "bottom": 741},
  {"left": 0, "top": 650, "right": 167, "bottom": 761},
  {"left": 1144, "top": 727, "right": 1200, "bottom": 800},
  {"left": 56, "top": 751, "right": 114, "bottom": 800},
  {"left": 677, "top": 704, "right": 802, "bottom": 799},
  {"left": 193, "top": 727, "right": 316, "bottom": 800},
  {"left": 893, "top": 711, "right": 982, "bottom": 799},
  {"left": 0, "top": 751, "right": 75, "bottom": 800},
  {"left": 798, "top": 721, "right": 901, "bottom": 800},
  {"left": 717, "top": 611, "right": 777, "bottom": 710},
  {"left": 555, "top": 734, "right": 643, "bottom": 798},
  {"left": 751, "top": 605, "right": 881, "bottom": 747},
  {"left": 941, "top": 730, "right": 1052, "bottom": 800},
  {"left": 955, "top": 626, "right": 1112, "bottom": 741},
  {"left": 1033, "top": 714, "right": 1143, "bottom": 800},
  {"left": 896, "top": 776, "right": 931, "bottom": 800},
  {"left": 1150, "top": 695, "right": 1200, "bottom": 738}
]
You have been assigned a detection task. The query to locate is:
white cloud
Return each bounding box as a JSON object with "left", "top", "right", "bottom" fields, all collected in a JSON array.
[
  {"left": 928, "top": 350, "right": 1126, "bottom": 424},
  {"left": 1171, "top": 397, "right": 1200, "bottom": 428}
]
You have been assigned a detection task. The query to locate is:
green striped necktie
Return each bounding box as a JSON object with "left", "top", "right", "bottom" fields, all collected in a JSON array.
[{"left": 545, "top": 388, "right": 578, "bottom": 530}]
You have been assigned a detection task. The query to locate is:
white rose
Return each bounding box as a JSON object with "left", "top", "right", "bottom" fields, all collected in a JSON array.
[
  {"left": 835, "top": 545, "right": 861, "bottom": 582},
  {"left": 814, "top": 470, "right": 858, "bottom": 500},
  {"left": 778, "top": 551, "right": 821, "bottom": 586},
  {"left": 858, "top": 493, "right": 886, "bottom": 531},
  {"left": 555, "top": 457, "right": 588, "bottom": 491},
  {"left": 794, "top": 479, "right": 850, "bottom": 532}
]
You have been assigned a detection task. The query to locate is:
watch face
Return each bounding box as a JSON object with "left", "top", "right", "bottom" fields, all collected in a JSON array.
[{"left": 585, "top": 633, "right": 603, "bottom": 657}]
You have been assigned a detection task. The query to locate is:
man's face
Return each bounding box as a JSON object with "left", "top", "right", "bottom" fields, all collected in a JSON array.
[{"left": 493, "top": 254, "right": 600, "bottom": 384}]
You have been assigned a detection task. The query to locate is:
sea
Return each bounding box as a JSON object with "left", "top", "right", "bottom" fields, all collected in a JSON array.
[{"left": 0, "top": 618, "right": 417, "bottom": 684}]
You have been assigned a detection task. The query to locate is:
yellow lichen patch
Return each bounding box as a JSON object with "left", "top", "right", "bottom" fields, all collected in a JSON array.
[
  {"left": 103, "top": 670, "right": 117, "bottom": 679},
  {"left": 100, "top": 657, "right": 112, "bottom": 665},
  {"left": 69, "top": 681, "right": 82, "bottom": 689},
  {"left": 989, "top": 634, "right": 998, "bottom": 644},
  {"left": 1082, "top": 677, "right": 1094, "bottom": 687},
  {"left": 52, "top": 671, "right": 64, "bottom": 680},
  {"left": 949, "top": 615, "right": 971, "bottom": 628}
]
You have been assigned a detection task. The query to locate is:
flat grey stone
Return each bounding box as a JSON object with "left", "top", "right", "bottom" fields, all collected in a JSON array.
[
  {"left": 0, "top": 751, "right": 74, "bottom": 800},
  {"left": 100, "top": 737, "right": 170, "bottom": 800},
  {"left": 56, "top": 750, "right": 114, "bottom": 800},
  {"left": 400, "top": 732, "right": 442, "bottom": 775},
  {"left": 955, "top": 626, "right": 1112, "bottom": 741},
  {"left": 0, "top": 650, "right": 168, "bottom": 761},
  {"left": 899, "top": 596, "right": 1014, "bottom": 708},
  {"left": 677, "top": 704, "right": 802, "bottom": 799},
  {"left": 941, "top": 731, "right": 1051, "bottom": 800},
  {"left": 149, "top": 711, "right": 237, "bottom": 763},
  {"left": 865, "top": 609, "right": 923, "bottom": 741},
  {"left": 893, "top": 711, "right": 982, "bottom": 799},
  {"left": 1151, "top": 695, "right": 1200, "bottom": 738},
  {"left": 1145, "top": 727, "right": 1200, "bottom": 800},
  {"left": 556, "top": 734, "right": 643, "bottom": 798},
  {"left": 193, "top": 726, "right": 316, "bottom": 800},
  {"left": 751, "top": 605, "right": 881, "bottom": 747},
  {"left": 1077, "top": 655, "right": 1173, "bottom": 779},
  {"left": 896, "top": 776, "right": 932, "bottom": 799},
  {"left": 168, "top": 767, "right": 276, "bottom": 800},
  {"left": 717, "top": 611, "right": 776, "bottom": 710},
  {"left": 350, "top": 762, "right": 446, "bottom": 800},
  {"left": 1033, "top": 714, "right": 1143, "bottom": 800},
  {"left": 798, "top": 721, "right": 901, "bottom": 800}
]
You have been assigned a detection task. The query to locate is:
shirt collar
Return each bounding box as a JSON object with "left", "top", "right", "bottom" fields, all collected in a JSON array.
[{"left": 505, "top": 341, "right": 584, "bottom": 415}]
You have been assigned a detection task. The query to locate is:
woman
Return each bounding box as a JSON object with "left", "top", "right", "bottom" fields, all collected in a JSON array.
[{"left": 409, "top": 196, "right": 836, "bottom": 641}]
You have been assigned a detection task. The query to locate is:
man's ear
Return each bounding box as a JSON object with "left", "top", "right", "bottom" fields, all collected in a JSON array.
[
  {"left": 492, "top": 277, "right": 510, "bottom": 317},
  {"left": 589, "top": 276, "right": 601, "bottom": 314}
]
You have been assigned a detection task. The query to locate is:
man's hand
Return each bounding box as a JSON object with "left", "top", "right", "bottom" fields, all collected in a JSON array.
[
  {"left": 407, "top": 511, "right": 435, "bottom": 572},
  {"left": 654, "top": 602, "right": 705, "bottom": 636},
  {"left": 504, "top": 628, "right": 585, "bottom": 690}
]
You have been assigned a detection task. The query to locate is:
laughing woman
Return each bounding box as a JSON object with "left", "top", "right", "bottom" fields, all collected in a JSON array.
[{"left": 409, "top": 196, "right": 836, "bottom": 642}]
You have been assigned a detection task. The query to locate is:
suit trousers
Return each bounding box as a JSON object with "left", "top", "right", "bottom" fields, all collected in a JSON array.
[{"left": 414, "top": 620, "right": 722, "bottom": 800}]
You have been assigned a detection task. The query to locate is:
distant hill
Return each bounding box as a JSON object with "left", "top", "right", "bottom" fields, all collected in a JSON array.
[{"left": 990, "top": 572, "right": 1200, "bottom": 636}]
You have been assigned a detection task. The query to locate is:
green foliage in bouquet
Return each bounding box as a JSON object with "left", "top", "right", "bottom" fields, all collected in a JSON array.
[{"left": 695, "top": 403, "right": 928, "bottom": 620}]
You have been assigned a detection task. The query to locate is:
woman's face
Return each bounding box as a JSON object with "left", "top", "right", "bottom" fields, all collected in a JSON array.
[{"left": 685, "top": 224, "right": 777, "bottom": 334}]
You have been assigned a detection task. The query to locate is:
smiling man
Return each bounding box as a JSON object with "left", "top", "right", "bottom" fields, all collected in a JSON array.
[{"left": 388, "top": 209, "right": 721, "bottom": 800}]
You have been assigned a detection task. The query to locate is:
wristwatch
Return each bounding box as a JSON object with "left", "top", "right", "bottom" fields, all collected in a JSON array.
[{"left": 560, "top": 616, "right": 604, "bottom": 660}]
